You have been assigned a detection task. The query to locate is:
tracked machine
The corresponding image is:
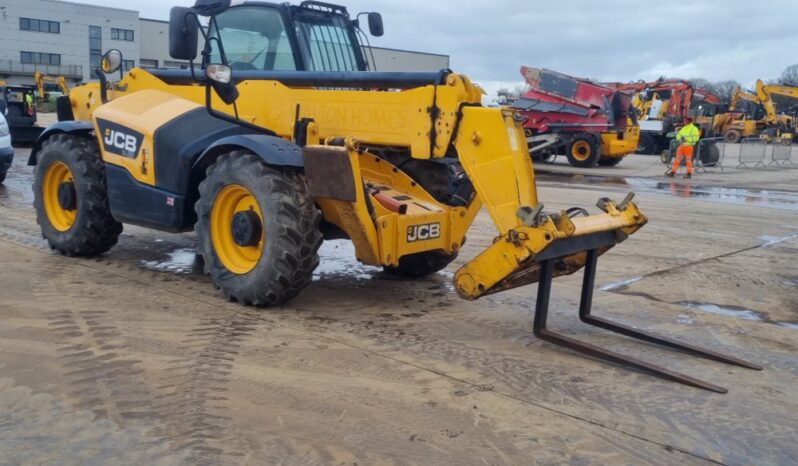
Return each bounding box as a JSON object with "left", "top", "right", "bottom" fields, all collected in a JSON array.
[{"left": 29, "top": 0, "right": 759, "bottom": 391}]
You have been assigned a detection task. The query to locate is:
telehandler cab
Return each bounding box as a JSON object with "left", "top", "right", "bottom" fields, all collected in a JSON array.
[{"left": 28, "top": 0, "right": 759, "bottom": 391}]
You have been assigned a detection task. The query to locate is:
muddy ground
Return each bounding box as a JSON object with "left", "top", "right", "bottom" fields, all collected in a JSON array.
[{"left": 0, "top": 148, "right": 796, "bottom": 465}]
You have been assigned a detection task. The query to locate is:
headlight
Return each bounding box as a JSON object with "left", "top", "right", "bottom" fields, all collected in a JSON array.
[{"left": 0, "top": 119, "right": 9, "bottom": 138}]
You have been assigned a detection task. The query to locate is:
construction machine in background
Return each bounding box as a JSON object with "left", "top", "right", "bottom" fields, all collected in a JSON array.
[
  {"left": 1, "top": 84, "right": 44, "bottom": 146},
  {"left": 34, "top": 72, "right": 70, "bottom": 106},
  {"left": 609, "top": 80, "right": 721, "bottom": 154},
  {"left": 712, "top": 83, "right": 795, "bottom": 143},
  {"left": 513, "top": 67, "right": 639, "bottom": 168},
  {"left": 755, "top": 79, "right": 798, "bottom": 138},
  {"left": 27, "top": 0, "right": 759, "bottom": 392}
]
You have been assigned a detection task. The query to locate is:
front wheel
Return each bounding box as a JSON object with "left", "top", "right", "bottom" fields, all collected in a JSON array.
[
  {"left": 195, "top": 151, "right": 322, "bottom": 306},
  {"left": 566, "top": 136, "right": 600, "bottom": 167},
  {"left": 33, "top": 134, "right": 122, "bottom": 256}
]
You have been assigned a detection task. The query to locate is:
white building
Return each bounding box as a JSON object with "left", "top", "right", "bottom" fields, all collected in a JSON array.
[{"left": 0, "top": 0, "right": 449, "bottom": 87}]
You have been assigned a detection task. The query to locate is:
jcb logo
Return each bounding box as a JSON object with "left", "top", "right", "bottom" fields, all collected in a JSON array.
[
  {"left": 104, "top": 129, "right": 138, "bottom": 154},
  {"left": 407, "top": 223, "right": 441, "bottom": 243},
  {"left": 96, "top": 118, "right": 143, "bottom": 158}
]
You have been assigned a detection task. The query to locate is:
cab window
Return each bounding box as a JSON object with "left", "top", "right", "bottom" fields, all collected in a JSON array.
[{"left": 212, "top": 6, "right": 297, "bottom": 71}]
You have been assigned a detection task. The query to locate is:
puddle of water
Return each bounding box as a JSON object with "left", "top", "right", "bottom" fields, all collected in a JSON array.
[
  {"left": 676, "top": 314, "right": 695, "bottom": 325},
  {"left": 598, "top": 276, "right": 643, "bottom": 292},
  {"left": 314, "top": 240, "right": 379, "bottom": 281},
  {"left": 778, "top": 322, "right": 798, "bottom": 330},
  {"left": 759, "top": 234, "right": 798, "bottom": 248},
  {"left": 537, "top": 171, "right": 798, "bottom": 211},
  {"left": 679, "top": 301, "right": 765, "bottom": 321},
  {"left": 140, "top": 248, "right": 200, "bottom": 274}
]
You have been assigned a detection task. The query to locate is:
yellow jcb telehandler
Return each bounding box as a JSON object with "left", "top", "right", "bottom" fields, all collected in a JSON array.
[{"left": 28, "top": 0, "right": 759, "bottom": 391}]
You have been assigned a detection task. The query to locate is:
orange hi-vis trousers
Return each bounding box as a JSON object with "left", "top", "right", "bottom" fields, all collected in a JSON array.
[{"left": 672, "top": 144, "right": 694, "bottom": 174}]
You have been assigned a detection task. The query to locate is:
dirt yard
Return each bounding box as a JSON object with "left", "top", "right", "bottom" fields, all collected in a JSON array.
[{"left": 0, "top": 148, "right": 796, "bottom": 465}]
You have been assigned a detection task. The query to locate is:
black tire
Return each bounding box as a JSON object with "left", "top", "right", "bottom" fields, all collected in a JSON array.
[
  {"left": 195, "top": 151, "right": 322, "bottom": 306},
  {"left": 699, "top": 143, "right": 720, "bottom": 167},
  {"left": 565, "top": 135, "right": 601, "bottom": 168},
  {"left": 637, "top": 132, "right": 656, "bottom": 155},
  {"left": 380, "top": 157, "right": 475, "bottom": 207},
  {"left": 597, "top": 156, "right": 623, "bottom": 167},
  {"left": 724, "top": 129, "right": 742, "bottom": 144},
  {"left": 383, "top": 249, "right": 458, "bottom": 278},
  {"left": 33, "top": 134, "right": 122, "bottom": 256}
]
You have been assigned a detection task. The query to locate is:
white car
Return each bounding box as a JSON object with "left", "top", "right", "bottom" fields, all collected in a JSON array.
[{"left": 0, "top": 112, "right": 12, "bottom": 183}]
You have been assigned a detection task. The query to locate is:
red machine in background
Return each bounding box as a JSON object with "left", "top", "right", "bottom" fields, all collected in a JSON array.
[
  {"left": 512, "top": 66, "right": 639, "bottom": 167},
  {"left": 607, "top": 80, "right": 721, "bottom": 154}
]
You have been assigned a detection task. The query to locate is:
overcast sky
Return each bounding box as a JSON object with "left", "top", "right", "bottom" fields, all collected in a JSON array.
[{"left": 92, "top": 0, "right": 797, "bottom": 95}]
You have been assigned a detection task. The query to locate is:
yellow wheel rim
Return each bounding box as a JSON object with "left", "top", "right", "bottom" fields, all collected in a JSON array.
[
  {"left": 211, "top": 184, "right": 264, "bottom": 275},
  {"left": 43, "top": 161, "right": 77, "bottom": 232},
  {"left": 571, "top": 141, "right": 592, "bottom": 161}
]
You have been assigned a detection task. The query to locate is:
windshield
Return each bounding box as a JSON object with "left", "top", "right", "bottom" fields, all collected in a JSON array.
[
  {"left": 212, "top": 6, "right": 297, "bottom": 71},
  {"left": 293, "top": 11, "right": 362, "bottom": 71}
]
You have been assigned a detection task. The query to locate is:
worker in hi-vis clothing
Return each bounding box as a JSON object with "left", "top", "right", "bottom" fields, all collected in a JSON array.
[
  {"left": 24, "top": 92, "right": 35, "bottom": 116},
  {"left": 666, "top": 117, "right": 700, "bottom": 179}
]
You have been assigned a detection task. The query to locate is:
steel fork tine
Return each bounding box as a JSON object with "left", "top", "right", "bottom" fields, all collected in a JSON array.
[{"left": 531, "top": 250, "right": 761, "bottom": 393}]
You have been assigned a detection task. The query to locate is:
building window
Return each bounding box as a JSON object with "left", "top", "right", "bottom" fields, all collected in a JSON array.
[
  {"left": 140, "top": 59, "right": 158, "bottom": 69},
  {"left": 122, "top": 60, "right": 135, "bottom": 72},
  {"left": 111, "top": 28, "right": 135, "bottom": 41},
  {"left": 89, "top": 26, "right": 102, "bottom": 69},
  {"left": 21, "top": 51, "right": 61, "bottom": 66},
  {"left": 20, "top": 17, "right": 60, "bottom": 34}
]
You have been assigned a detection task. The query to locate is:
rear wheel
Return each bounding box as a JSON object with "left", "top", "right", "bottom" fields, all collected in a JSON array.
[
  {"left": 597, "top": 156, "right": 623, "bottom": 166},
  {"left": 384, "top": 250, "right": 458, "bottom": 278},
  {"left": 33, "top": 134, "right": 122, "bottom": 256},
  {"left": 566, "top": 136, "right": 600, "bottom": 167},
  {"left": 724, "top": 129, "right": 742, "bottom": 144},
  {"left": 195, "top": 151, "right": 322, "bottom": 306}
]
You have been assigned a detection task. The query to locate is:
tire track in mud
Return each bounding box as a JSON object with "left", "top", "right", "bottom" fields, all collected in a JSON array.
[
  {"left": 296, "top": 285, "right": 798, "bottom": 466},
  {"left": 1, "top": 218, "right": 306, "bottom": 464},
  {"left": 151, "top": 309, "right": 266, "bottom": 465},
  {"left": 45, "top": 309, "right": 158, "bottom": 423},
  {"left": 0, "top": 209, "right": 778, "bottom": 464}
]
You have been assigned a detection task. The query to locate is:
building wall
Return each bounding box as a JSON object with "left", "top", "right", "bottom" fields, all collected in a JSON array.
[
  {"left": 365, "top": 47, "right": 449, "bottom": 72},
  {"left": 0, "top": 0, "right": 139, "bottom": 84},
  {"left": 139, "top": 18, "right": 200, "bottom": 69}
]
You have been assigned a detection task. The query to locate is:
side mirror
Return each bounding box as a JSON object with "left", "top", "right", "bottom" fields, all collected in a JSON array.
[
  {"left": 368, "top": 12, "right": 384, "bottom": 37},
  {"left": 169, "top": 7, "right": 199, "bottom": 60},
  {"left": 101, "top": 49, "right": 123, "bottom": 74},
  {"left": 206, "top": 64, "right": 239, "bottom": 105},
  {"left": 193, "top": 0, "right": 231, "bottom": 17}
]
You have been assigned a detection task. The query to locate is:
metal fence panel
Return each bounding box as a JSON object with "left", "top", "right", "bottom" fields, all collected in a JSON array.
[
  {"left": 737, "top": 138, "right": 767, "bottom": 168},
  {"left": 770, "top": 139, "right": 794, "bottom": 167}
]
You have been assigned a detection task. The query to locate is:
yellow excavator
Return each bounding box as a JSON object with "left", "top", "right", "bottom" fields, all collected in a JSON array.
[
  {"left": 715, "top": 82, "right": 795, "bottom": 143},
  {"left": 33, "top": 71, "right": 70, "bottom": 105},
  {"left": 26, "top": 0, "right": 759, "bottom": 392}
]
